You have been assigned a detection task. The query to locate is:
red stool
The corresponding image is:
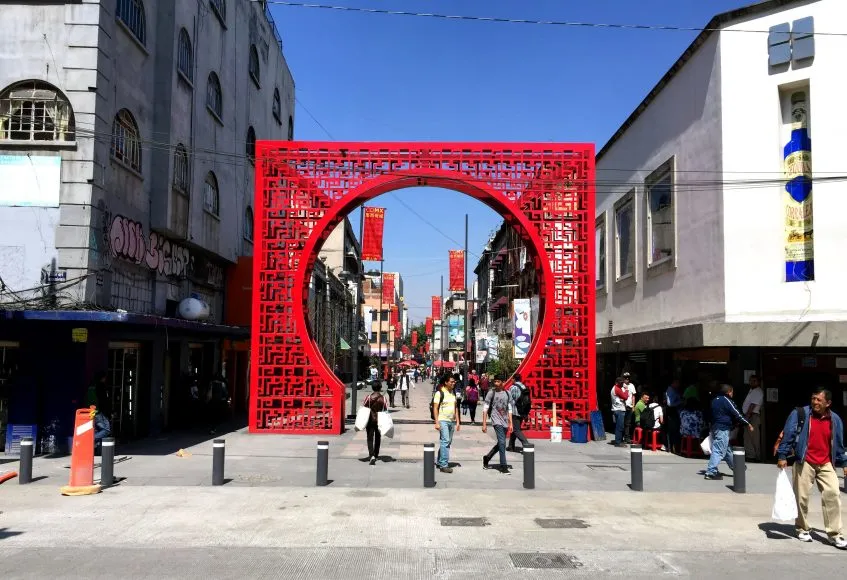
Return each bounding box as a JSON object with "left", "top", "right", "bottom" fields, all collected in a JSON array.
[
  {"left": 644, "top": 429, "right": 661, "bottom": 451},
  {"left": 680, "top": 436, "right": 701, "bottom": 457},
  {"left": 632, "top": 427, "right": 643, "bottom": 444}
]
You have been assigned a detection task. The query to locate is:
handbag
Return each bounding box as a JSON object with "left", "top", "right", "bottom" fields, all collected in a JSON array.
[
  {"left": 772, "top": 468, "right": 798, "bottom": 521},
  {"left": 355, "top": 406, "right": 370, "bottom": 431},
  {"left": 700, "top": 434, "right": 712, "bottom": 455},
  {"left": 377, "top": 411, "right": 394, "bottom": 438}
]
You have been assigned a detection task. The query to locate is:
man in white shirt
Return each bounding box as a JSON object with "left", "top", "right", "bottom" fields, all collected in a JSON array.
[
  {"left": 622, "top": 372, "right": 637, "bottom": 443},
  {"left": 610, "top": 377, "right": 628, "bottom": 447},
  {"left": 741, "top": 374, "right": 764, "bottom": 461}
]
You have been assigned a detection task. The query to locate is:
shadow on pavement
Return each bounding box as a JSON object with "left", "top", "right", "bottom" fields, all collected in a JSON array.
[
  {"left": 758, "top": 522, "right": 794, "bottom": 540},
  {"left": 114, "top": 417, "right": 247, "bottom": 457},
  {"left": 0, "top": 528, "right": 24, "bottom": 540}
]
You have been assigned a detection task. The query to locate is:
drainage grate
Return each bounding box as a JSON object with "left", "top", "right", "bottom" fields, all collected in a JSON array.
[
  {"left": 534, "top": 518, "right": 589, "bottom": 529},
  {"left": 587, "top": 464, "right": 625, "bottom": 471},
  {"left": 440, "top": 517, "right": 490, "bottom": 527},
  {"left": 510, "top": 553, "right": 582, "bottom": 569},
  {"left": 396, "top": 458, "right": 418, "bottom": 464}
]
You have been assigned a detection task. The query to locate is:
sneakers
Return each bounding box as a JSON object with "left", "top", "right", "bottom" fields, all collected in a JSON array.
[
  {"left": 704, "top": 472, "right": 723, "bottom": 480},
  {"left": 482, "top": 455, "right": 490, "bottom": 469},
  {"left": 439, "top": 467, "right": 453, "bottom": 473},
  {"left": 797, "top": 530, "right": 812, "bottom": 542},
  {"left": 369, "top": 457, "right": 376, "bottom": 466},
  {"left": 499, "top": 467, "right": 511, "bottom": 475},
  {"left": 831, "top": 535, "right": 847, "bottom": 549}
]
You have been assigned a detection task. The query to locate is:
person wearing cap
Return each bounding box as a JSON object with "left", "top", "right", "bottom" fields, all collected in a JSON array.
[
  {"left": 704, "top": 384, "right": 753, "bottom": 480},
  {"left": 622, "top": 372, "right": 637, "bottom": 443}
]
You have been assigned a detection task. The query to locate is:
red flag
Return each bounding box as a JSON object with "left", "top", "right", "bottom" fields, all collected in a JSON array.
[
  {"left": 361, "top": 207, "right": 385, "bottom": 261},
  {"left": 425, "top": 317, "right": 433, "bottom": 335},
  {"left": 449, "top": 250, "right": 465, "bottom": 291},
  {"left": 382, "top": 273, "right": 394, "bottom": 305},
  {"left": 431, "top": 296, "right": 441, "bottom": 320},
  {"left": 412, "top": 331, "right": 418, "bottom": 346}
]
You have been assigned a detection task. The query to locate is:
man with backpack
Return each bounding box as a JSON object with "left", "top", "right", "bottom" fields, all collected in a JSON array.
[
  {"left": 704, "top": 384, "right": 753, "bottom": 480},
  {"left": 482, "top": 374, "right": 513, "bottom": 474},
  {"left": 432, "top": 373, "right": 460, "bottom": 473},
  {"left": 639, "top": 393, "right": 663, "bottom": 449},
  {"left": 506, "top": 373, "right": 531, "bottom": 453}
]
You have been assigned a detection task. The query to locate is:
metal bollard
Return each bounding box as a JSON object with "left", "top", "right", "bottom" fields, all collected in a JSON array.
[
  {"left": 523, "top": 444, "right": 535, "bottom": 489},
  {"left": 19, "top": 436, "right": 34, "bottom": 485},
  {"left": 423, "top": 443, "right": 436, "bottom": 488},
  {"left": 630, "top": 444, "right": 643, "bottom": 491},
  {"left": 316, "top": 441, "right": 329, "bottom": 486},
  {"left": 212, "top": 439, "right": 225, "bottom": 486},
  {"left": 101, "top": 437, "right": 115, "bottom": 487},
  {"left": 732, "top": 446, "right": 746, "bottom": 493}
]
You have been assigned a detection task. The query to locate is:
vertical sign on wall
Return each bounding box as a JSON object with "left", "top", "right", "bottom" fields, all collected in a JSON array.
[
  {"left": 448, "top": 250, "right": 465, "bottom": 291},
  {"left": 391, "top": 305, "right": 400, "bottom": 339},
  {"left": 382, "top": 273, "right": 395, "bottom": 305},
  {"left": 783, "top": 90, "right": 814, "bottom": 282},
  {"left": 361, "top": 207, "right": 386, "bottom": 261},
  {"left": 513, "top": 298, "right": 532, "bottom": 359},
  {"left": 431, "top": 296, "right": 441, "bottom": 320},
  {"left": 425, "top": 317, "right": 433, "bottom": 335}
]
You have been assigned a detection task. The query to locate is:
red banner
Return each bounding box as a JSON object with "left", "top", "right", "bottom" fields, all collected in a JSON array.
[
  {"left": 382, "top": 273, "right": 394, "bottom": 305},
  {"left": 449, "top": 250, "right": 465, "bottom": 291},
  {"left": 431, "top": 296, "right": 441, "bottom": 320},
  {"left": 425, "top": 341, "right": 430, "bottom": 353},
  {"left": 412, "top": 331, "right": 418, "bottom": 346},
  {"left": 361, "top": 207, "right": 385, "bottom": 261},
  {"left": 425, "top": 317, "right": 433, "bottom": 335},
  {"left": 401, "top": 345, "right": 410, "bottom": 355}
]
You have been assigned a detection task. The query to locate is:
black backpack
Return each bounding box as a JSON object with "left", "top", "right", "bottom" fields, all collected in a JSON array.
[
  {"left": 430, "top": 390, "right": 444, "bottom": 421},
  {"left": 639, "top": 405, "right": 656, "bottom": 430},
  {"left": 515, "top": 384, "right": 532, "bottom": 416}
]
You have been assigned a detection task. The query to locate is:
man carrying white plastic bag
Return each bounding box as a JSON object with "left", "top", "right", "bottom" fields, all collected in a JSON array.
[
  {"left": 775, "top": 388, "right": 847, "bottom": 549},
  {"left": 771, "top": 468, "right": 798, "bottom": 522}
]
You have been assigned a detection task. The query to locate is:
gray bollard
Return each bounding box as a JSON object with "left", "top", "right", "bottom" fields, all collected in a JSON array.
[
  {"left": 630, "top": 444, "right": 643, "bottom": 491},
  {"left": 732, "top": 446, "right": 746, "bottom": 493},
  {"left": 101, "top": 437, "right": 115, "bottom": 487},
  {"left": 423, "top": 443, "right": 435, "bottom": 488},
  {"left": 316, "top": 441, "right": 329, "bottom": 486},
  {"left": 523, "top": 444, "right": 535, "bottom": 489},
  {"left": 212, "top": 439, "right": 225, "bottom": 486},
  {"left": 19, "top": 437, "right": 34, "bottom": 484}
]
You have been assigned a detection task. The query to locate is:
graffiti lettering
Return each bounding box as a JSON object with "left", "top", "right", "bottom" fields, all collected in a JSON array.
[{"left": 109, "top": 215, "right": 193, "bottom": 279}]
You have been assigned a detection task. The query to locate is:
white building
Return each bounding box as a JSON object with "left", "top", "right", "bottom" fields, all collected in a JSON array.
[
  {"left": 0, "top": 0, "right": 295, "bottom": 442},
  {"left": 595, "top": 0, "right": 847, "bottom": 445}
]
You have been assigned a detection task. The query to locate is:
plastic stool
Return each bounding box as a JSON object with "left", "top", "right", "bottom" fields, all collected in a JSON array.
[
  {"left": 644, "top": 429, "right": 662, "bottom": 451},
  {"left": 680, "top": 436, "right": 700, "bottom": 457},
  {"left": 632, "top": 427, "right": 643, "bottom": 444}
]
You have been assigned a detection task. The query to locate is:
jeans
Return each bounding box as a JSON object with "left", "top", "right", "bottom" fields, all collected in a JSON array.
[
  {"left": 705, "top": 428, "right": 733, "bottom": 475},
  {"left": 613, "top": 410, "right": 626, "bottom": 444},
  {"left": 437, "top": 420, "right": 455, "bottom": 468},
  {"left": 485, "top": 425, "right": 508, "bottom": 467},
  {"left": 509, "top": 415, "right": 530, "bottom": 449},
  {"left": 366, "top": 420, "right": 381, "bottom": 458},
  {"left": 624, "top": 408, "right": 634, "bottom": 441},
  {"left": 467, "top": 402, "right": 477, "bottom": 423},
  {"left": 401, "top": 390, "right": 409, "bottom": 407}
]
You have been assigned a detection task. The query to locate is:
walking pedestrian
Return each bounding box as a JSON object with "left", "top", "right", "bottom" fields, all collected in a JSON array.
[
  {"left": 465, "top": 379, "right": 480, "bottom": 424},
  {"left": 386, "top": 370, "right": 397, "bottom": 408},
  {"left": 399, "top": 370, "right": 411, "bottom": 408},
  {"left": 776, "top": 388, "right": 847, "bottom": 548},
  {"left": 506, "top": 373, "right": 531, "bottom": 452},
  {"left": 482, "top": 374, "right": 513, "bottom": 474},
  {"left": 704, "top": 384, "right": 753, "bottom": 480},
  {"left": 362, "top": 381, "right": 387, "bottom": 465},
  {"left": 664, "top": 378, "right": 683, "bottom": 454},
  {"left": 432, "top": 373, "right": 459, "bottom": 473},
  {"left": 741, "top": 374, "right": 764, "bottom": 461}
]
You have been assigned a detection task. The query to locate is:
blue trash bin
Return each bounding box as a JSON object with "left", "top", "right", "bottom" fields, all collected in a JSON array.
[{"left": 570, "top": 419, "right": 589, "bottom": 444}]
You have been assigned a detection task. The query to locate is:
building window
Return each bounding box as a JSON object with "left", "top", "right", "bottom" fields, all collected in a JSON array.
[
  {"left": 111, "top": 109, "right": 142, "bottom": 172},
  {"left": 177, "top": 28, "right": 193, "bottom": 82},
  {"left": 173, "top": 144, "right": 189, "bottom": 192},
  {"left": 381, "top": 310, "right": 389, "bottom": 321},
  {"left": 272, "top": 88, "right": 281, "bottom": 123},
  {"left": 249, "top": 45, "right": 260, "bottom": 86},
  {"left": 210, "top": 0, "right": 226, "bottom": 24},
  {"left": 116, "top": 0, "right": 147, "bottom": 46},
  {"left": 380, "top": 331, "right": 388, "bottom": 344},
  {"left": 244, "top": 206, "right": 253, "bottom": 240},
  {"left": 246, "top": 126, "right": 256, "bottom": 162},
  {"left": 645, "top": 158, "right": 675, "bottom": 267},
  {"left": 206, "top": 72, "right": 222, "bottom": 120},
  {"left": 204, "top": 171, "right": 219, "bottom": 216},
  {"left": 287, "top": 115, "right": 294, "bottom": 140},
  {"left": 0, "top": 80, "right": 75, "bottom": 142},
  {"left": 595, "top": 214, "right": 606, "bottom": 290},
  {"left": 370, "top": 331, "right": 377, "bottom": 342},
  {"left": 614, "top": 191, "right": 635, "bottom": 281},
  {"left": 371, "top": 310, "right": 378, "bottom": 321}
]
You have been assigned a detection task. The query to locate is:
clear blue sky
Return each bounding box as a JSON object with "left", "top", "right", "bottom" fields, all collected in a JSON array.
[{"left": 268, "top": 0, "right": 747, "bottom": 322}]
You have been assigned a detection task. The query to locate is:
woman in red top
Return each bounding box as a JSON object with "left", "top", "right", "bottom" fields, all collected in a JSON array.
[{"left": 363, "top": 382, "right": 387, "bottom": 465}]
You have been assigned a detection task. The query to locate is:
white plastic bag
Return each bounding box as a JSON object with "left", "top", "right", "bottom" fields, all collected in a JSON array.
[
  {"left": 377, "top": 411, "right": 394, "bottom": 438},
  {"left": 355, "top": 406, "right": 370, "bottom": 431},
  {"left": 700, "top": 434, "right": 712, "bottom": 455},
  {"left": 772, "top": 467, "right": 798, "bottom": 521}
]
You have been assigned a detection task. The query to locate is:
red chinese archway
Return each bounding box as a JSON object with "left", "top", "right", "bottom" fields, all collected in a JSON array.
[{"left": 251, "top": 142, "right": 596, "bottom": 437}]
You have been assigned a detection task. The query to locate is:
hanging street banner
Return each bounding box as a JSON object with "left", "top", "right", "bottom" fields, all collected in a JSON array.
[
  {"left": 425, "top": 317, "right": 433, "bottom": 335},
  {"left": 391, "top": 305, "right": 401, "bottom": 339},
  {"left": 412, "top": 331, "right": 418, "bottom": 346},
  {"left": 361, "top": 206, "right": 386, "bottom": 261},
  {"left": 431, "top": 296, "right": 441, "bottom": 320},
  {"left": 513, "top": 298, "right": 532, "bottom": 359},
  {"left": 448, "top": 250, "right": 465, "bottom": 291},
  {"left": 783, "top": 91, "right": 814, "bottom": 282},
  {"left": 382, "top": 272, "right": 395, "bottom": 305}
]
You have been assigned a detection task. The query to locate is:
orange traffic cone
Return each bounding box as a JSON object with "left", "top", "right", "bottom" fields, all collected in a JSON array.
[{"left": 60, "top": 407, "right": 102, "bottom": 496}]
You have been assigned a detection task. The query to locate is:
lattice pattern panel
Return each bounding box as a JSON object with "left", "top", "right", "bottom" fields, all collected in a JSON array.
[{"left": 251, "top": 142, "right": 595, "bottom": 436}]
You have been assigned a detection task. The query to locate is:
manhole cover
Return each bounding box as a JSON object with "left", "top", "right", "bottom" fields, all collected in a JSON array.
[
  {"left": 510, "top": 553, "right": 582, "bottom": 569},
  {"left": 534, "top": 518, "right": 589, "bottom": 529},
  {"left": 440, "top": 517, "right": 490, "bottom": 527},
  {"left": 587, "top": 464, "right": 625, "bottom": 471}
]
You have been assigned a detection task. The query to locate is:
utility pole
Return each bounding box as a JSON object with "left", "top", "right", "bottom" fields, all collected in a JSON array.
[
  {"left": 378, "top": 259, "right": 384, "bottom": 379},
  {"left": 349, "top": 207, "right": 365, "bottom": 417},
  {"left": 463, "top": 213, "right": 469, "bottom": 393}
]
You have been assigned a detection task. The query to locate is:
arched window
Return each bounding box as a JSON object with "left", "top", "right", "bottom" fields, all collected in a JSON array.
[
  {"left": 0, "top": 80, "right": 75, "bottom": 142},
  {"left": 249, "top": 45, "right": 260, "bottom": 86},
  {"left": 177, "top": 28, "right": 193, "bottom": 82},
  {"left": 210, "top": 0, "right": 226, "bottom": 23},
  {"left": 204, "top": 171, "right": 219, "bottom": 215},
  {"left": 116, "top": 0, "right": 147, "bottom": 46},
  {"left": 246, "top": 126, "right": 256, "bottom": 162},
  {"left": 111, "top": 109, "right": 142, "bottom": 172},
  {"left": 287, "top": 115, "right": 294, "bottom": 141},
  {"left": 244, "top": 206, "right": 254, "bottom": 241},
  {"left": 173, "top": 144, "right": 189, "bottom": 192},
  {"left": 206, "top": 72, "right": 222, "bottom": 119},
  {"left": 272, "top": 88, "right": 281, "bottom": 123}
]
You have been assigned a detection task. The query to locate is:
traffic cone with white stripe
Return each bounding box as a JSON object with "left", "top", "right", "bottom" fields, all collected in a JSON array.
[{"left": 60, "top": 406, "right": 102, "bottom": 496}]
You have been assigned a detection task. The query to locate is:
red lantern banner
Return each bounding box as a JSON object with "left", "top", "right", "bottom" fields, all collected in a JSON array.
[
  {"left": 382, "top": 273, "right": 394, "bottom": 305},
  {"left": 412, "top": 331, "right": 418, "bottom": 346},
  {"left": 361, "top": 207, "right": 385, "bottom": 261},
  {"left": 425, "top": 317, "right": 433, "bottom": 335},
  {"left": 449, "top": 250, "right": 465, "bottom": 291},
  {"left": 431, "top": 296, "right": 441, "bottom": 320}
]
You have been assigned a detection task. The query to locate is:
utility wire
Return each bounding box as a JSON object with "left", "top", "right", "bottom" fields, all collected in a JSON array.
[{"left": 295, "top": 97, "right": 335, "bottom": 140}]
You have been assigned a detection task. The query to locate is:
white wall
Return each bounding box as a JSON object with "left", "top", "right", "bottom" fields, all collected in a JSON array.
[
  {"left": 721, "top": 0, "right": 847, "bottom": 322},
  {"left": 595, "top": 33, "right": 725, "bottom": 336}
]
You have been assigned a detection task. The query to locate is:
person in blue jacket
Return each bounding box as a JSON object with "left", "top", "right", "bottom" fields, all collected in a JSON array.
[{"left": 704, "top": 384, "right": 753, "bottom": 480}]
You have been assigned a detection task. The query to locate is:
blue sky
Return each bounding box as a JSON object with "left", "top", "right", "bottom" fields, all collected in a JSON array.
[{"left": 268, "top": 0, "right": 747, "bottom": 322}]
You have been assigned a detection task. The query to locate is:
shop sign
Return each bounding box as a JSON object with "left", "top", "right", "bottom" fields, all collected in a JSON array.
[{"left": 71, "top": 328, "right": 88, "bottom": 343}]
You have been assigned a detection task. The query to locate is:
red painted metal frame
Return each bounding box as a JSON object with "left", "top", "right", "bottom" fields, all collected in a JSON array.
[{"left": 251, "top": 142, "right": 596, "bottom": 436}]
